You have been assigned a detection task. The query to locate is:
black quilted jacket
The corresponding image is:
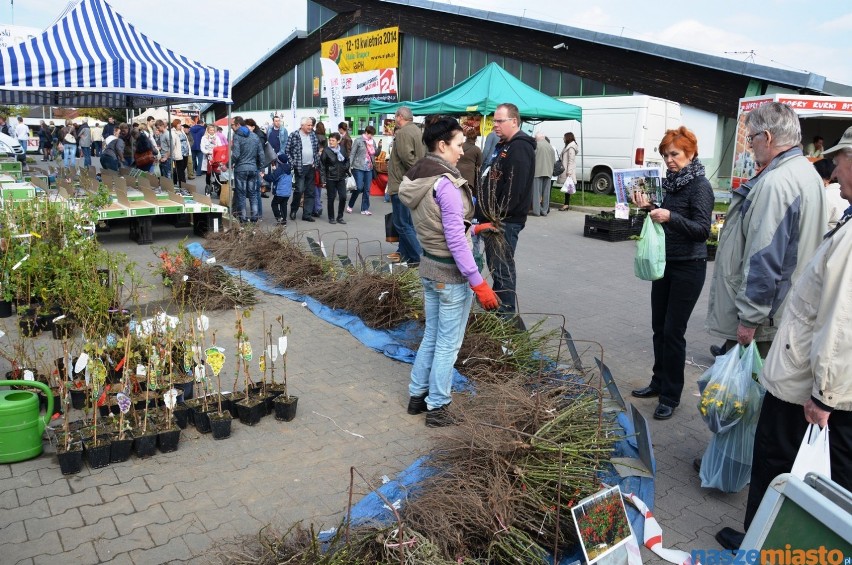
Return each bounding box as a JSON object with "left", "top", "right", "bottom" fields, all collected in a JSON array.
[{"left": 659, "top": 175, "right": 714, "bottom": 260}]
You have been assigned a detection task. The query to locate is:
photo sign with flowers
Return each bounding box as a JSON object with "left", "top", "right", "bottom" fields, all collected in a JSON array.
[{"left": 572, "top": 485, "right": 639, "bottom": 565}]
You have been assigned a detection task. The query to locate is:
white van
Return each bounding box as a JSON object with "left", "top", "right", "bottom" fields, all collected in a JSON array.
[
  {"left": 0, "top": 131, "right": 26, "bottom": 162},
  {"left": 534, "top": 95, "right": 681, "bottom": 194}
]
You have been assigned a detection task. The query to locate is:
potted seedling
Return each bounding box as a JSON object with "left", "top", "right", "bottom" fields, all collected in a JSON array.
[
  {"left": 234, "top": 309, "right": 264, "bottom": 426},
  {"left": 273, "top": 316, "right": 298, "bottom": 422},
  {"left": 83, "top": 355, "right": 112, "bottom": 469},
  {"left": 205, "top": 326, "right": 232, "bottom": 439}
]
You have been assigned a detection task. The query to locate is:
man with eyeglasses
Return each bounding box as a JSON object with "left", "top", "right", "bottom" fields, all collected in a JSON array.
[
  {"left": 475, "top": 103, "right": 536, "bottom": 328},
  {"left": 706, "top": 102, "right": 827, "bottom": 550}
]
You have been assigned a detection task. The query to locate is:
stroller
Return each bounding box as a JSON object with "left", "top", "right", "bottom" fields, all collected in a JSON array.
[{"left": 206, "top": 145, "right": 230, "bottom": 199}]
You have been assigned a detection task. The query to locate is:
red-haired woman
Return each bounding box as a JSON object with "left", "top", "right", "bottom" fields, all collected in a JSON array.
[{"left": 630, "top": 126, "right": 715, "bottom": 420}]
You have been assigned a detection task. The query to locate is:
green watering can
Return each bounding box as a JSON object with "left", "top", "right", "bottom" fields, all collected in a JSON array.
[{"left": 0, "top": 380, "right": 54, "bottom": 463}]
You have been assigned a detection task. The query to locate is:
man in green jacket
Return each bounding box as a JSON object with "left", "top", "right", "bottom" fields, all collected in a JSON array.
[{"left": 388, "top": 106, "right": 425, "bottom": 264}]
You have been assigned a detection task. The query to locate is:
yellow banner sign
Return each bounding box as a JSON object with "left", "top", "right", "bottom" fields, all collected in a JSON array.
[{"left": 321, "top": 26, "right": 399, "bottom": 74}]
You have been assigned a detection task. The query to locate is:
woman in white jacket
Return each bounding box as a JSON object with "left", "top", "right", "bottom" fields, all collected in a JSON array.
[
  {"left": 557, "top": 132, "right": 579, "bottom": 211},
  {"left": 200, "top": 124, "right": 223, "bottom": 190},
  {"left": 170, "top": 119, "right": 187, "bottom": 187}
]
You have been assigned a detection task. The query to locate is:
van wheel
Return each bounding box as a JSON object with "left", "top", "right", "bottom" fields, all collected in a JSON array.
[{"left": 591, "top": 172, "right": 613, "bottom": 194}]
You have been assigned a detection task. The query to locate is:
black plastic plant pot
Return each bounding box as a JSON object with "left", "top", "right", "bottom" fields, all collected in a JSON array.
[
  {"left": 236, "top": 398, "right": 265, "bottom": 426},
  {"left": 109, "top": 435, "right": 134, "bottom": 463},
  {"left": 39, "top": 390, "right": 62, "bottom": 415},
  {"left": 84, "top": 438, "right": 112, "bottom": 469},
  {"left": 221, "top": 391, "right": 245, "bottom": 416},
  {"left": 68, "top": 386, "right": 88, "bottom": 410},
  {"left": 0, "top": 299, "right": 13, "bottom": 318},
  {"left": 175, "top": 380, "right": 194, "bottom": 402},
  {"left": 51, "top": 319, "right": 76, "bottom": 340},
  {"left": 18, "top": 315, "right": 40, "bottom": 337},
  {"left": 273, "top": 395, "right": 299, "bottom": 422},
  {"left": 208, "top": 411, "right": 232, "bottom": 440},
  {"left": 157, "top": 428, "right": 181, "bottom": 453},
  {"left": 172, "top": 405, "right": 189, "bottom": 429},
  {"left": 57, "top": 444, "right": 83, "bottom": 475},
  {"left": 193, "top": 408, "right": 212, "bottom": 434},
  {"left": 133, "top": 431, "right": 158, "bottom": 458}
]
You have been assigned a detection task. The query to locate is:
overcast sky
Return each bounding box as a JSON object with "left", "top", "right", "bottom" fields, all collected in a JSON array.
[{"left": 2, "top": 0, "right": 851, "bottom": 88}]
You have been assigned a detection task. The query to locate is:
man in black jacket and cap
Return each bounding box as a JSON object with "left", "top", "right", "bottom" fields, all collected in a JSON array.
[{"left": 475, "top": 103, "right": 536, "bottom": 327}]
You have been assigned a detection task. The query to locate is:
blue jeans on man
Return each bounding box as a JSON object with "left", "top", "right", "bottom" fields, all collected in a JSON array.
[
  {"left": 81, "top": 146, "right": 92, "bottom": 168},
  {"left": 192, "top": 149, "right": 204, "bottom": 176},
  {"left": 234, "top": 170, "right": 261, "bottom": 222},
  {"left": 484, "top": 221, "right": 524, "bottom": 321},
  {"left": 159, "top": 159, "right": 172, "bottom": 182},
  {"left": 409, "top": 279, "right": 474, "bottom": 410},
  {"left": 63, "top": 143, "right": 77, "bottom": 167},
  {"left": 391, "top": 194, "right": 422, "bottom": 263},
  {"left": 290, "top": 165, "right": 316, "bottom": 220}
]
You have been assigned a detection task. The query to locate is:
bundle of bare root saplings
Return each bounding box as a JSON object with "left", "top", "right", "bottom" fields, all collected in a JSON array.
[
  {"left": 154, "top": 244, "right": 257, "bottom": 310},
  {"left": 402, "top": 378, "right": 618, "bottom": 563},
  {"left": 203, "top": 229, "right": 423, "bottom": 329},
  {"left": 455, "top": 313, "right": 556, "bottom": 383}
]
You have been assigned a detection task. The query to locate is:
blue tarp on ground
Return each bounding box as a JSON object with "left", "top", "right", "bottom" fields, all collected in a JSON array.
[{"left": 187, "top": 242, "right": 654, "bottom": 556}]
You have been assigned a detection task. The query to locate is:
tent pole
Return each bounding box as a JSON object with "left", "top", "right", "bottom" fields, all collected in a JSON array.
[{"left": 580, "top": 120, "right": 585, "bottom": 206}]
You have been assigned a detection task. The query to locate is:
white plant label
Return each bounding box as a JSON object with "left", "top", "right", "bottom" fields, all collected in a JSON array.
[
  {"left": 196, "top": 315, "right": 209, "bottom": 332},
  {"left": 12, "top": 254, "right": 29, "bottom": 270},
  {"left": 194, "top": 364, "right": 206, "bottom": 383},
  {"left": 136, "top": 364, "right": 147, "bottom": 377},
  {"left": 163, "top": 388, "right": 178, "bottom": 409},
  {"left": 267, "top": 345, "right": 278, "bottom": 361},
  {"left": 74, "top": 353, "right": 89, "bottom": 374},
  {"left": 205, "top": 256, "right": 216, "bottom": 264},
  {"left": 279, "top": 336, "right": 288, "bottom": 355},
  {"left": 23, "top": 369, "right": 34, "bottom": 381}
]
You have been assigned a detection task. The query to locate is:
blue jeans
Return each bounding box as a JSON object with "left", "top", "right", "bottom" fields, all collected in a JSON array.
[
  {"left": 63, "top": 143, "right": 77, "bottom": 167},
  {"left": 192, "top": 149, "right": 204, "bottom": 175},
  {"left": 409, "top": 278, "right": 473, "bottom": 410},
  {"left": 159, "top": 159, "right": 172, "bottom": 180},
  {"left": 347, "top": 169, "right": 372, "bottom": 211},
  {"left": 484, "top": 221, "right": 523, "bottom": 315},
  {"left": 234, "top": 170, "right": 261, "bottom": 221},
  {"left": 391, "top": 194, "right": 422, "bottom": 263},
  {"left": 81, "top": 146, "right": 92, "bottom": 168}
]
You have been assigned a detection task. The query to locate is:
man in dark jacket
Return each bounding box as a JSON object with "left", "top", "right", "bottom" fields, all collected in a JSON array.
[
  {"left": 231, "top": 116, "right": 265, "bottom": 223},
  {"left": 102, "top": 116, "right": 116, "bottom": 139},
  {"left": 189, "top": 119, "right": 206, "bottom": 178},
  {"left": 475, "top": 103, "right": 536, "bottom": 326}
]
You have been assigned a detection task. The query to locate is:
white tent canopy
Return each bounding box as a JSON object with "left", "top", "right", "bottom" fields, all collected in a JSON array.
[{"left": 0, "top": 0, "right": 231, "bottom": 108}]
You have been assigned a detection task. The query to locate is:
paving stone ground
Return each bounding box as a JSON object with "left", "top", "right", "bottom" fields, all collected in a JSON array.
[{"left": 0, "top": 178, "right": 743, "bottom": 563}]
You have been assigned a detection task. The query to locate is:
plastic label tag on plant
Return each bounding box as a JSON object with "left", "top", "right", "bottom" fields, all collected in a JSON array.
[
  {"left": 74, "top": 353, "right": 89, "bottom": 374},
  {"left": 279, "top": 336, "right": 288, "bottom": 355},
  {"left": 136, "top": 364, "right": 147, "bottom": 377},
  {"left": 194, "top": 365, "right": 205, "bottom": 383},
  {"left": 196, "top": 315, "right": 209, "bottom": 332},
  {"left": 116, "top": 392, "right": 131, "bottom": 414},
  {"left": 163, "top": 388, "right": 178, "bottom": 409},
  {"left": 238, "top": 341, "right": 252, "bottom": 361},
  {"left": 259, "top": 355, "right": 265, "bottom": 372},
  {"left": 206, "top": 348, "right": 225, "bottom": 377},
  {"left": 23, "top": 369, "right": 34, "bottom": 381},
  {"left": 267, "top": 345, "right": 278, "bottom": 361}
]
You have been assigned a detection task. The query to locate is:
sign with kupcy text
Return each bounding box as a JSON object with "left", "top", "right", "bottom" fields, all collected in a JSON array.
[
  {"left": 322, "top": 68, "right": 398, "bottom": 106},
  {"left": 321, "top": 27, "right": 399, "bottom": 74}
]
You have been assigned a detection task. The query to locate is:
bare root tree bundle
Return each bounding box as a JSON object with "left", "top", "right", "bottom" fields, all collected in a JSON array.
[
  {"left": 215, "top": 522, "right": 472, "bottom": 565},
  {"left": 204, "top": 228, "right": 285, "bottom": 272},
  {"left": 172, "top": 263, "right": 258, "bottom": 310},
  {"left": 402, "top": 379, "right": 617, "bottom": 562},
  {"left": 203, "top": 228, "right": 425, "bottom": 329},
  {"left": 456, "top": 314, "right": 557, "bottom": 383}
]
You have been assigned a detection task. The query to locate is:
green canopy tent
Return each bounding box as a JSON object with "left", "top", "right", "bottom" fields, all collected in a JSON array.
[{"left": 369, "top": 62, "right": 582, "bottom": 121}]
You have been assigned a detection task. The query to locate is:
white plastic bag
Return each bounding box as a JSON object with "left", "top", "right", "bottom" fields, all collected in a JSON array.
[
  {"left": 345, "top": 175, "right": 357, "bottom": 191},
  {"left": 560, "top": 178, "right": 576, "bottom": 194},
  {"left": 790, "top": 424, "right": 831, "bottom": 480}
]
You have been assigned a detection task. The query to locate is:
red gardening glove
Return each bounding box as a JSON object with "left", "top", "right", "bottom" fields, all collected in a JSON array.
[
  {"left": 473, "top": 222, "right": 500, "bottom": 235},
  {"left": 471, "top": 281, "right": 499, "bottom": 310}
]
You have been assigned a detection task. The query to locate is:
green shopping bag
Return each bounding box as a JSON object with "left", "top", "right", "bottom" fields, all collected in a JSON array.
[{"left": 634, "top": 215, "right": 666, "bottom": 281}]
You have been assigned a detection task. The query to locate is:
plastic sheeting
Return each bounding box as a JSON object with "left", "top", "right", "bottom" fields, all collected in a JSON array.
[{"left": 187, "top": 242, "right": 654, "bottom": 554}]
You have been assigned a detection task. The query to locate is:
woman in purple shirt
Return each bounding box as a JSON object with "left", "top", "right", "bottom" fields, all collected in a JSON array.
[{"left": 398, "top": 116, "right": 500, "bottom": 427}]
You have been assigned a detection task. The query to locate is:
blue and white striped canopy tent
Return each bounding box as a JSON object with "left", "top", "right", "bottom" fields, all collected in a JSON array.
[{"left": 0, "top": 0, "right": 231, "bottom": 108}]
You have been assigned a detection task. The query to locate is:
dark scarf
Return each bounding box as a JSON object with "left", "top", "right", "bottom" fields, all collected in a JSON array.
[{"left": 663, "top": 158, "right": 705, "bottom": 194}]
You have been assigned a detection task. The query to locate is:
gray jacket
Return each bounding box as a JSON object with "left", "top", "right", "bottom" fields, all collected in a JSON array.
[
  {"left": 706, "top": 148, "right": 827, "bottom": 342},
  {"left": 77, "top": 123, "right": 92, "bottom": 147},
  {"left": 232, "top": 127, "right": 264, "bottom": 173}
]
